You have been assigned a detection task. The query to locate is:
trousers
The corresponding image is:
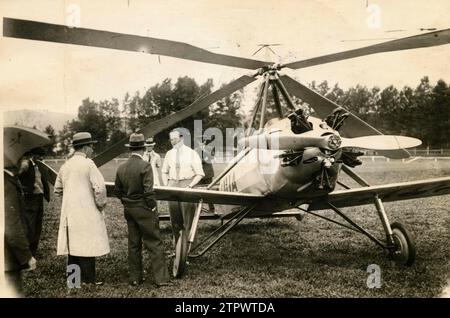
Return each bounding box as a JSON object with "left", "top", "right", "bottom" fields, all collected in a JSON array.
[
  {"left": 67, "top": 255, "right": 96, "bottom": 283},
  {"left": 197, "top": 178, "right": 215, "bottom": 212},
  {"left": 4, "top": 271, "right": 23, "bottom": 296},
  {"left": 167, "top": 179, "right": 197, "bottom": 243},
  {"left": 23, "top": 194, "right": 44, "bottom": 256},
  {"left": 124, "top": 206, "right": 169, "bottom": 284}
]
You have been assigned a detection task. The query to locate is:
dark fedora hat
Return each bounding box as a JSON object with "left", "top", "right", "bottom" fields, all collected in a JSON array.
[
  {"left": 71, "top": 132, "right": 97, "bottom": 147},
  {"left": 125, "top": 133, "right": 151, "bottom": 149}
]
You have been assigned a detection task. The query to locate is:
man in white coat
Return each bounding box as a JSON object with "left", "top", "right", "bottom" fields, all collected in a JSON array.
[{"left": 54, "top": 132, "right": 109, "bottom": 286}]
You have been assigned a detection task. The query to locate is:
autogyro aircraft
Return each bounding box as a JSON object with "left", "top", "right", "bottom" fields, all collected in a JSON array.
[{"left": 4, "top": 17, "right": 450, "bottom": 278}]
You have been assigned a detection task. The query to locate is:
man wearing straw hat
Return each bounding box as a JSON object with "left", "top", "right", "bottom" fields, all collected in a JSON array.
[
  {"left": 194, "top": 135, "right": 216, "bottom": 214},
  {"left": 54, "top": 132, "right": 109, "bottom": 286},
  {"left": 143, "top": 137, "right": 162, "bottom": 186},
  {"left": 114, "top": 133, "right": 170, "bottom": 287}
]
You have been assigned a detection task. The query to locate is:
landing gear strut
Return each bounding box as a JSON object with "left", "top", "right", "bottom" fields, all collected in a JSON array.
[
  {"left": 374, "top": 195, "right": 416, "bottom": 266},
  {"left": 173, "top": 230, "right": 188, "bottom": 278},
  {"left": 172, "top": 200, "right": 257, "bottom": 278},
  {"left": 301, "top": 167, "right": 416, "bottom": 267}
]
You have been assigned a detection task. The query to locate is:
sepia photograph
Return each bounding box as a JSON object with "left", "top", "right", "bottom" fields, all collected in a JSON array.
[{"left": 1, "top": 0, "right": 449, "bottom": 304}]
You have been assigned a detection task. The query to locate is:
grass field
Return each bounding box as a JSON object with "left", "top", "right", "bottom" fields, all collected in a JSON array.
[{"left": 21, "top": 158, "right": 450, "bottom": 298}]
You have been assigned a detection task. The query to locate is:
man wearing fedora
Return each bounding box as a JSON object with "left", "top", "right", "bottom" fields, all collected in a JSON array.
[
  {"left": 114, "top": 133, "right": 170, "bottom": 287},
  {"left": 142, "top": 137, "right": 162, "bottom": 186},
  {"left": 54, "top": 132, "right": 109, "bottom": 286}
]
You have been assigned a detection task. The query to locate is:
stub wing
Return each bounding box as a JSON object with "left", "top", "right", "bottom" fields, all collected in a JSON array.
[
  {"left": 153, "top": 186, "right": 265, "bottom": 205},
  {"left": 310, "top": 177, "right": 450, "bottom": 210},
  {"left": 105, "top": 183, "right": 265, "bottom": 205}
]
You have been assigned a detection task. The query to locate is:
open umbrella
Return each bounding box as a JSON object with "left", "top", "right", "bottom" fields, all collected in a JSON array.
[{"left": 3, "top": 125, "right": 52, "bottom": 168}]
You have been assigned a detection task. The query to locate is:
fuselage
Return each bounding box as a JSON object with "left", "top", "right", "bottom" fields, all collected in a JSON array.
[{"left": 218, "top": 116, "right": 343, "bottom": 214}]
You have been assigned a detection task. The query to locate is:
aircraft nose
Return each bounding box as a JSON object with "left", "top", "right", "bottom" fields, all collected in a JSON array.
[
  {"left": 322, "top": 156, "right": 336, "bottom": 169},
  {"left": 326, "top": 134, "right": 342, "bottom": 150}
]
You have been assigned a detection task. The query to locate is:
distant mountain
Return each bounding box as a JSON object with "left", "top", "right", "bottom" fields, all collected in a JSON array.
[{"left": 3, "top": 109, "right": 76, "bottom": 133}]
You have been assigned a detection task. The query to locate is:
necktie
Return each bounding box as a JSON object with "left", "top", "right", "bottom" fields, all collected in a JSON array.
[
  {"left": 148, "top": 151, "right": 152, "bottom": 163},
  {"left": 175, "top": 147, "right": 181, "bottom": 181}
]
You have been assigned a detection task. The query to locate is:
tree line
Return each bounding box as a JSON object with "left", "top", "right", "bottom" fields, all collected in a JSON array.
[
  {"left": 54, "top": 76, "right": 243, "bottom": 155},
  {"left": 49, "top": 75, "right": 449, "bottom": 155},
  {"left": 307, "top": 76, "right": 450, "bottom": 150}
]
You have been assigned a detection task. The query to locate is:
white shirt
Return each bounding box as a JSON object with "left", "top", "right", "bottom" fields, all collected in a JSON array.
[
  {"left": 142, "top": 150, "right": 162, "bottom": 168},
  {"left": 143, "top": 150, "right": 163, "bottom": 186},
  {"left": 162, "top": 143, "right": 205, "bottom": 181}
]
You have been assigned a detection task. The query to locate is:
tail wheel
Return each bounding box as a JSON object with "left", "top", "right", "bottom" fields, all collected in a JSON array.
[
  {"left": 173, "top": 230, "right": 188, "bottom": 278},
  {"left": 390, "top": 222, "right": 416, "bottom": 267}
]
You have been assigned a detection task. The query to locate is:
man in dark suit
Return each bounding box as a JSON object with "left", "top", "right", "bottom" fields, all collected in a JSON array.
[
  {"left": 4, "top": 166, "right": 37, "bottom": 296},
  {"left": 18, "top": 149, "right": 50, "bottom": 257},
  {"left": 114, "top": 133, "right": 171, "bottom": 287}
]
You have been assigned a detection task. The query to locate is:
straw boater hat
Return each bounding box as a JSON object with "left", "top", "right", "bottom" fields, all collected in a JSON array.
[
  {"left": 71, "top": 132, "right": 97, "bottom": 147},
  {"left": 125, "top": 133, "right": 151, "bottom": 149},
  {"left": 145, "top": 137, "right": 156, "bottom": 146}
]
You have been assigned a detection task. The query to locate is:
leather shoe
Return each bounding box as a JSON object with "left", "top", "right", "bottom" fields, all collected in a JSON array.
[
  {"left": 82, "top": 281, "right": 103, "bottom": 287},
  {"left": 156, "top": 281, "right": 174, "bottom": 288}
]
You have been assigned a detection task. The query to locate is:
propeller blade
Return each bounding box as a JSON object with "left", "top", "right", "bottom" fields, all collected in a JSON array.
[
  {"left": 341, "top": 135, "right": 421, "bottom": 150},
  {"left": 283, "top": 28, "right": 450, "bottom": 69},
  {"left": 3, "top": 17, "right": 270, "bottom": 70},
  {"left": 239, "top": 131, "right": 326, "bottom": 151},
  {"left": 279, "top": 75, "right": 411, "bottom": 159},
  {"left": 93, "top": 75, "right": 257, "bottom": 167},
  {"left": 240, "top": 132, "right": 421, "bottom": 154}
]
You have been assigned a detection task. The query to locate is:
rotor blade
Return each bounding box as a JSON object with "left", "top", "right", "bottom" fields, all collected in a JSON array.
[
  {"left": 251, "top": 46, "right": 265, "bottom": 56},
  {"left": 341, "top": 136, "right": 421, "bottom": 150},
  {"left": 3, "top": 17, "right": 269, "bottom": 70},
  {"left": 36, "top": 160, "right": 58, "bottom": 186},
  {"left": 92, "top": 75, "right": 257, "bottom": 167},
  {"left": 279, "top": 75, "right": 411, "bottom": 159},
  {"left": 283, "top": 28, "right": 450, "bottom": 69}
]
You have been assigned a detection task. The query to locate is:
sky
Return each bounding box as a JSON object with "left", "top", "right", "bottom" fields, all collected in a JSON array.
[{"left": 0, "top": 0, "right": 449, "bottom": 115}]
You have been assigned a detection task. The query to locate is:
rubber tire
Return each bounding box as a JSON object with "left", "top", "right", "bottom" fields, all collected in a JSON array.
[
  {"left": 173, "top": 230, "right": 188, "bottom": 278},
  {"left": 390, "top": 222, "right": 416, "bottom": 267}
]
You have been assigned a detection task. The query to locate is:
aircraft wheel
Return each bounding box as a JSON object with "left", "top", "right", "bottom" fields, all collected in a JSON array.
[
  {"left": 389, "top": 222, "right": 416, "bottom": 267},
  {"left": 173, "top": 230, "right": 188, "bottom": 278}
]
